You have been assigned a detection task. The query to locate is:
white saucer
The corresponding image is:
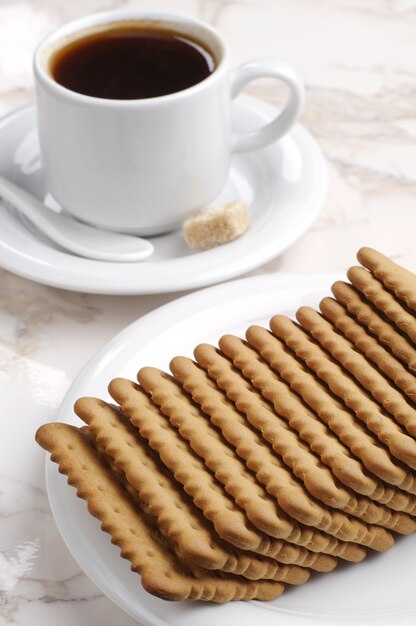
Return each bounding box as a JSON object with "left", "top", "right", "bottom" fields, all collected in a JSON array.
[
  {"left": 47, "top": 273, "right": 416, "bottom": 625},
  {"left": 0, "top": 96, "right": 327, "bottom": 294}
]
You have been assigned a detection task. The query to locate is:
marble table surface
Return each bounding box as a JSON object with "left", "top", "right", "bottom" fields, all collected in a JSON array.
[{"left": 1, "top": 0, "right": 416, "bottom": 624}]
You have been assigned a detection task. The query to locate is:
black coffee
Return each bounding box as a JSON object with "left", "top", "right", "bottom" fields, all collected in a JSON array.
[{"left": 50, "top": 23, "right": 215, "bottom": 100}]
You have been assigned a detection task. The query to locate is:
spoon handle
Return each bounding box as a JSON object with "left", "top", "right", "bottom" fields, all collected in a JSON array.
[{"left": 0, "top": 175, "right": 154, "bottom": 262}]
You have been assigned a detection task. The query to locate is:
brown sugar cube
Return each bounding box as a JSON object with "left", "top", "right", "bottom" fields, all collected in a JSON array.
[{"left": 183, "top": 201, "right": 250, "bottom": 250}]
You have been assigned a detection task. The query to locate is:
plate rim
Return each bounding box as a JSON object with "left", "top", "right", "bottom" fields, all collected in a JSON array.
[{"left": 0, "top": 96, "right": 328, "bottom": 294}]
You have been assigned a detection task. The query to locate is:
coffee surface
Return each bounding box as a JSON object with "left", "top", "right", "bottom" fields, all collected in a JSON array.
[{"left": 50, "top": 25, "right": 215, "bottom": 100}]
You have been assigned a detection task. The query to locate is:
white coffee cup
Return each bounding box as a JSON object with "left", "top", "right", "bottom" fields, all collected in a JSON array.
[{"left": 34, "top": 11, "right": 304, "bottom": 235}]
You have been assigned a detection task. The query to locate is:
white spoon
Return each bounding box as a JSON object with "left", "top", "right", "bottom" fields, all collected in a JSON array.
[{"left": 0, "top": 175, "right": 154, "bottom": 262}]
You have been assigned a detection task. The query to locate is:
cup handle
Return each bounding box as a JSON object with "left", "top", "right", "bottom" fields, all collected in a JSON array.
[{"left": 230, "top": 58, "right": 304, "bottom": 153}]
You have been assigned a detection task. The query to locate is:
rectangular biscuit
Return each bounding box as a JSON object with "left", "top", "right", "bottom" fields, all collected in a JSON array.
[
  {"left": 214, "top": 336, "right": 384, "bottom": 498},
  {"left": 270, "top": 315, "right": 416, "bottom": 471},
  {"left": 35, "top": 423, "right": 285, "bottom": 602},
  {"left": 331, "top": 281, "right": 416, "bottom": 374},
  {"left": 357, "top": 247, "right": 416, "bottom": 313},
  {"left": 348, "top": 266, "right": 416, "bottom": 344},
  {"left": 320, "top": 297, "right": 416, "bottom": 402},
  {"left": 139, "top": 365, "right": 394, "bottom": 551},
  {"left": 173, "top": 351, "right": 354, "bottom": 511},
  {"left": 197, "top": 338, "right": 415, "bottom": 532},
  {"left": 170, "top": 348, "right": 416, "bottom": 534},
  {"left": 245, "top": 324, "right": 416, "bottom": 507},
  {"left": 137, "top": 367, "right": 350, "bottom": 544},
  {"left": 108, "top": 378, "right": 264, "bottom": 551},
  {"left": 109, "top": 377, "right": 363, "bottom": 563},
  {"left": 75, "top": 397, "right": 310, "bottom": 584},
  {"left": 297, "top": 306, "right": 416, "bottom": 438},
  {"left": 96, "top": 442, "right": 311, "bottom": 586}
]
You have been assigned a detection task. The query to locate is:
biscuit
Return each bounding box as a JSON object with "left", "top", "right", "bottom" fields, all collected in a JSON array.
[
  {"left": 173, "top": 350, "right": 355, "bottom": 509},
  {"left": 97, "top": 445, "right": 311, "bottom": 585},
  {"left": 35, "top": 423, "right": 285, "bottom": 602},
  {"left": 297, "top": 306, "right": 416, "bottom": 438},
  {"left": 109, "top": 378, "right": 263, "bottom": 551},
  {"left": 138, "top": 367, "right": 316, "bottom": 543},
  {"left": 171, "top": 348, "right": 416, "bottom": 534},
  {"left": 95, "top": 445, "right": 328, "bottom": 579},
  {"left": 204, "top": 339, "right": 381, "bottom": 499},
  {"left": 246, "top": 324, "right": 416, "bottom": 506},
  {"left": 331, "top": 281, "right": 416, "bottom": 374},
  {"left": 109, "top": 377, "right": 364, "bottom": 563},
  {"left": 75, "top": 397, "right": 309, "bottom": 584},
  {"left": 269, "top": 315, "right": 416, "bottom": 471},
  {"left": 320, "top": 297, "right": 416, "bottom": 402},
  {"left": 139, "top": 365, "right": 394, "bottom": 550},
  {"left": 207, "top": 336, "right": 416, "bottom": 518},
  {"left": 357, "top": 247, "right": 416, "bottom": 313},
  {"left": 348, "top": 266, "right": 416, "bottom": 344},
  {"left": 137, "top": 367, "right": 339, "bottom": 541}
]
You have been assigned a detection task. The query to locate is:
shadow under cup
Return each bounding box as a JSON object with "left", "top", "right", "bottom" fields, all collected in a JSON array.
[{"left": 34, "top": 13, "right": 230, "bottom": 236}]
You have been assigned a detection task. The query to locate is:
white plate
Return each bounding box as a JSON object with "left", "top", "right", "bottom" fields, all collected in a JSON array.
[
  {"left": 0, "top": 96, "right": 327, "bottom": 294},
  {"left": 47, "top": 273, "right": 416, "bottom": 626}
]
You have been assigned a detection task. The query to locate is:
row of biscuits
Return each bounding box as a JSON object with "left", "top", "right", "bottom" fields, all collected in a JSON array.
[{"left": 36, "top": 247, "right": 416, "bottom": 602}]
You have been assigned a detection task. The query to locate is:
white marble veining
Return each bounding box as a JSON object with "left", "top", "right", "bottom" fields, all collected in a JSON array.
[{"left": 1, "top": 0, "right": 416, "bottom": 623}]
